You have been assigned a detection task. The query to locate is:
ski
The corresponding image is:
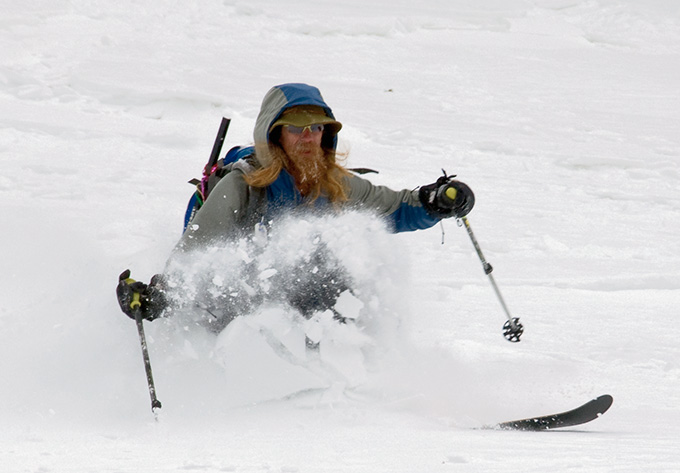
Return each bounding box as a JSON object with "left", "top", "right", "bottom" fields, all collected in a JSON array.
[{"left": 494, "top": 394, "right": 613, "bottom": 431}]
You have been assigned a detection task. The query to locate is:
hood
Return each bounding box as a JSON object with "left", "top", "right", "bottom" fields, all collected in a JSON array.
[{"left": 253, "top": 83, "right": 340, "bottom": 166}]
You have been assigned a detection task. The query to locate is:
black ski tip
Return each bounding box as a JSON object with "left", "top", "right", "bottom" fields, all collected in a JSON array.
[
  {"left": 495, "top": 394, "right": 614, "bottom": 431},
  {"left": 596, "top": 394, "right": 614, "bottom": 413}
]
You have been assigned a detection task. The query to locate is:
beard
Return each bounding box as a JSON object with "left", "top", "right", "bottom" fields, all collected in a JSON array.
[{"left": 286, "top": 142, "right": 329, "bottom": 189}]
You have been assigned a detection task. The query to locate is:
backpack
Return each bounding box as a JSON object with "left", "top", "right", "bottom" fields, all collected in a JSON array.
[{"left": 183, "top": 117, "right": 256, "bottom": 232}]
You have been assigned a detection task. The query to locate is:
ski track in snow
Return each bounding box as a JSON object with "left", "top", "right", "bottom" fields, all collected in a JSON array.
[{"left": 1, "top": 0, "right": 679, "bottom": 471}]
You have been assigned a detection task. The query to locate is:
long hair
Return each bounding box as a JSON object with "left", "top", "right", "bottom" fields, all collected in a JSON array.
[{"left": 245, "top": 142, "right": 351, "bottom": 204}]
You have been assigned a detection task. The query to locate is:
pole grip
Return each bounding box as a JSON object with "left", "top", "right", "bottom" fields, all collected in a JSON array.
[
  {"left": 436, "top": 184, "right": 458, "bottom": 208},
  {"left": 131, "top": 292, "right": 142, "bottom": 309}
]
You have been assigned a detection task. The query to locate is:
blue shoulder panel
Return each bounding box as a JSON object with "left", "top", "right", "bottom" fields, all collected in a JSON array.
[{"left": 265, "top": 169, "right": 302, "bottom": 211}]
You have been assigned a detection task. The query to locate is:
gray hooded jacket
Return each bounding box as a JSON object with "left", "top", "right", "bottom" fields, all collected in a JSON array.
[{"left": 174, "top": 83, "right": 439, "bottom": 254}]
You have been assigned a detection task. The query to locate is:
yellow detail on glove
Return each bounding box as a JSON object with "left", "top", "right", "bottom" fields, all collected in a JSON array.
[
  {"left": 445, "top": 187, "right": 458, "bottom": 201},
  {"left": 131, "top": 292, "right": 142, "bottom": 309}
]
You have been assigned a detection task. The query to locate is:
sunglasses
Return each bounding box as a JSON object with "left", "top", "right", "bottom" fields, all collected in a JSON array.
[{"left": 284, "top": 124, "right": 325, "bottom": 135}]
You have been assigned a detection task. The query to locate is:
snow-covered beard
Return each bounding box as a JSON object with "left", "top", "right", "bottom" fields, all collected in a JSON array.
[
  {"left": 286, "top": 142, "right": 329, "bottom": 192},
  {"left": 248, "top": 142, "right": 348, "bottom": 203}
]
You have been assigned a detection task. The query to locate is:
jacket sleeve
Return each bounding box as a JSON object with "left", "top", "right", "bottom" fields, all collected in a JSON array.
[{"left": 345, "top": 174, "right": 440, "bottom": 232}]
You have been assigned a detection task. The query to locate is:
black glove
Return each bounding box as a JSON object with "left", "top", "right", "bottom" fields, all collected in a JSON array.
[
  {"left": 116, "top": 270, "right": 168, "bottom": 321},
  {"left": 419, "top": 173, "right": 475, "bottom": 219}
]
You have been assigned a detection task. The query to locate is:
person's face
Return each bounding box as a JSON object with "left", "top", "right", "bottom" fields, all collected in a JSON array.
[{"left": 279, "top": 124, "right": 324, "bottom": 159}]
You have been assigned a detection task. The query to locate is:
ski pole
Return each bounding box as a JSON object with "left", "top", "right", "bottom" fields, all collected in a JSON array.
[
  {"left": 459, "top": 216, "right": 524, "bottom": 342},
  {"left": 130, "top": 293, "right": 162, "bottom": 414}
]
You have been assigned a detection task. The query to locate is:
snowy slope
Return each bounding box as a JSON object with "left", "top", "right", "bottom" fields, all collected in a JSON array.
[{"left": 1, "top": 0, "right": 679, "bottom": 471}]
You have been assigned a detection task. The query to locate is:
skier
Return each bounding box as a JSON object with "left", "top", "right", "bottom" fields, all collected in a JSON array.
[{"left": 117, "top": 83, "right": 474, "bottom": 330}]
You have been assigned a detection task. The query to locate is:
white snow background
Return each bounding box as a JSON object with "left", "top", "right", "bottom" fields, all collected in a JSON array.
[{"left": 1, "top": 0, "right": 679, "bottom": 471}]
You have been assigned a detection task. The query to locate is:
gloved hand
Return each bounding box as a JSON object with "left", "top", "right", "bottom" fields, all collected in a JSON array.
[
  {"left": 419, "top": 173, "right": 475, "bottom": 219},
  {"left": 116, "top": 270, "right": 168, "bottom": 321}
]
